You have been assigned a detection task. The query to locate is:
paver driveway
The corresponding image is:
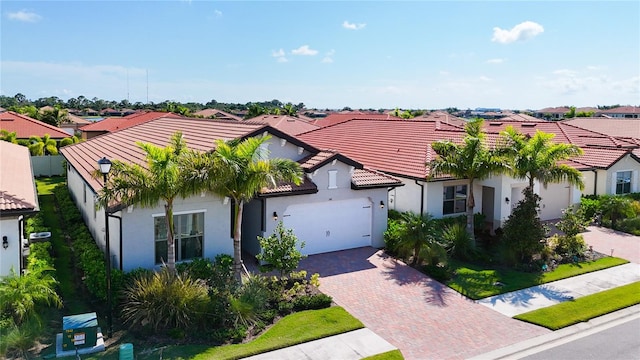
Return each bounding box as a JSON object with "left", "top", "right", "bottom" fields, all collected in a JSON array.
[{"left": 298, "top": 247, "right": 549, "bottom": 360}]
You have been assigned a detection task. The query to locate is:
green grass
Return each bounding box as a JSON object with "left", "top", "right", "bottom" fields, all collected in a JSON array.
[
  {"left": 514, "top": 281, "right": 640, "bottom": 330},
  {"left": 447, "top": 257, "right": 629, "bottom": 300},
  {"left": 35, "top": 176, "right": 66, "bottom": 195},
  {"left": 77, "top": 307, "right": 364, "bottom": 360},
  {"left": 362, "top": 349, "right": 405, "bottom": 360}
]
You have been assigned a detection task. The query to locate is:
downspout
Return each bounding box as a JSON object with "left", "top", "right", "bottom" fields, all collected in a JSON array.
[
  {"left": 592, "top": 169, "right": 598, "bottom": 196},
  {"left": 108, "top": 213, "right": 123, "bottom": 271},
  {"left": 415, "top": 180, "right": 425, "bottom": 215},
  {"left": 18, "top": 215, "right": 24, "bottom": 274}
]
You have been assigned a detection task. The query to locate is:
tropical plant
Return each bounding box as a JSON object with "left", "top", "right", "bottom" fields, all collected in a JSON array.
[
  {"left": 429, "top": 118, "right": 510, "bottom": 238},
  {"left": 96, "top": 131, "right": 201, "bottom": 271},
  {"left": 393, "top": 212, "right": 446, "bottom": 266},
  {"left": 0, "top": 130, "right": 18, "bottom": 144},
  {"left": 548, "top": 234, "right": 587, "bottom": 260},
  {"left": 282, "top": 103, "right": 297, "bottom": 116},
  {"left": 599, "top": 195, "right": 636, "bottom": 229},
  {"left": 555, "top": 206, "right": 591, "bottom": 237},
  {"left": 500, "top": 188, "right": 547, "bottom": 264},
  {"left": 499, "top": 126, "right": 584, "bottom": 193},
  {"left": 120, "top": 267, "right": 210, "bottom": 332},
  {"left": 28, "top": 134, "right": 58, "bottom": 155},
  {"left": 39, "top": 105, "right": 69, "bottom": 126},
  {"left": 228, "top": 274, "right": 271, "bottom": 327},
  {"left": 183, "top": 135, "right": 303, "bottom": 281},
  {"left": 59, "top": 135, "right": 81, "bottom": 147},
  {"left": 246, "top": 103, "right": 268, "bottom": 119},
  {"left": 257, "top": 221, "right": 306, "bottom": 278},
  {"left": 0, "top": 316, "right": 43, "bottom": 359},
  {"left": 0, "top": 268, "right": 62, "bottom": 325},
  {"left": 442, "top": 222, "right": 476, "bottom": 261}
]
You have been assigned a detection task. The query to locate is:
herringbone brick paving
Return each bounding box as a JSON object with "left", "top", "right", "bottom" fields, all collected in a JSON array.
[{"left": 298, "top": 247, "right": 549, "bottom": 360}]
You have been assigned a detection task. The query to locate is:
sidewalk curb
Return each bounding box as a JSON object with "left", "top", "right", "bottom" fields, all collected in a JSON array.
[{"left": 468, "top": 304, "right": 640, "bottom": 360}]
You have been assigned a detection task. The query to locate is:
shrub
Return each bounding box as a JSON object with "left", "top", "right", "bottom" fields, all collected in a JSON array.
[
  {"left": 442, "top": 222, "right": 476, "bottom": 261},
  {"left": 580, "top": 196, "right": 601, "bottom": 221},
  {"left": 256, "top": 221, "right": 306, "bottom": 278},
  {"left": 618, "top": 217, "right": 640, "bottom": 236},
  {"left": 548, "top": 234, "right": 587, "bottom": 260},
  {"left": 229, "top": 274, "right": 270, "bottom": 328},
  {"left": 383, "top": 219, "right": 404, "bottom": 254},
  {"left": 556, "top": 206, "right": 591, "bottom": 237},
  {"left": 501, "top": 188, "right": 546, "bottom": 265},
  {"left": 292, "top": 293, "right": 333, "bottom": 311},
  {"left": 177, "top": 257, "right": 215, "bottom": 280},
  {"left": 120, "top": 268, "right": 210, "bottom": 332},
  {"left": 422, "top": 264, "right": 451, "bottom": 282}
]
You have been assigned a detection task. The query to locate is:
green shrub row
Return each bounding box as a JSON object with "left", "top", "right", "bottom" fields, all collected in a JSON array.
[{"left": 52, "top": 184, "right": 124, "bottom": 302}]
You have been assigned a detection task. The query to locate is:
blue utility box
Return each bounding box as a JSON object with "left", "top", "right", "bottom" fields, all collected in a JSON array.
[{"left": 62, "top": 312, "right": 99, "bottom": 351}]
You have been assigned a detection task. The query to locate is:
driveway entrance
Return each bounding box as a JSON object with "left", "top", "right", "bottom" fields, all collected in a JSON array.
[{"left": 298, "top": 247, "right": 549, "bottom": 360}]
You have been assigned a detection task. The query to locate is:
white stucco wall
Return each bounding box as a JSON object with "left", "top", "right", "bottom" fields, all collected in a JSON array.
[
  {"left": 604, "top": 155, "right": 640, "bottom": 194},
  {"left": 119, "top": 193, "right": 232, "bottom": 272},
  {"left": 0, "top": 217, "right": 21, "bottom": 276}
]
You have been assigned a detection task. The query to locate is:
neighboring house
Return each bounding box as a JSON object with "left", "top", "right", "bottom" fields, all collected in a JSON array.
[
  {"left": 244, "top": 115, "right": 320, "bottom": 136},
  {"left": 564, "top": 118, "right": 640, "bottom": 140},
  {"left": 60, "top": 117, "right": 400, "bottom": 272},
  {"left": 193, "top": 108, "right": 243, "bottom": 121},
  {"left": 496, "top": 113, "right": 543, "bottom": 122},
  {"left": 299, "top": 118, "right": 640, "bottom": 229},
  {"left": 534, "top": 107, "right": 572, "bottom": 120},
  {"left": 413, "top": 111, "right": 466, "bottom": 126},
  {"left": 60, "top": 113, "right": 92, "bottom": 136},
  {"left": 0, "top": 111, "right": 70, "bottom": 140},
  {"left": 311, "top": 112, "right": 400, "bottom": 127},
  {"left": 79, "top": 111, "right": 183, "bottom": 140},
  {"left": 596, "top": 106, "right": 640, "bottom": 119},
  {"left": 0, "top": 141, "right": 39, "bottom": 276}
]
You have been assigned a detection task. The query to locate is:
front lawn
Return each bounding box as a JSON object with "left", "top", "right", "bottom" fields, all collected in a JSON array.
[
  {"left": 447, "top": 257, "right": 629, "bottom": 300},
  {"left": 79, "top": 307, "right": 363, "bottom": 360},
  {"left": 514, "top": 281, "right": 640, "bottom": 330},
  {"left": 362, "top": 350, "right": 405, "bottom": 360}
]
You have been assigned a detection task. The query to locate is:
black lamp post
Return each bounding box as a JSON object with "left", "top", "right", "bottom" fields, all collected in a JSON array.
[{"left": 97, "top": 156, "right": 113, "bottom": 338}]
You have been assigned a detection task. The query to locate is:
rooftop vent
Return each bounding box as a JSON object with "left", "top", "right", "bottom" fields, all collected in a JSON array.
[
  {"left": 522, "top": 123, "right": 537, "bottom": 127},
  {"left": 489, "top": 122, "right": 503, "bottom": 126}
]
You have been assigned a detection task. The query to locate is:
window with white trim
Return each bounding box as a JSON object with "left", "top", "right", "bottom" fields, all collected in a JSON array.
[
  {"left": 443, "top": 184, "right": 467, "bottom": 215},
  {"left": 328, "top": 170, "right": 337, "bottom": 189},
  {"left": 616, "top": 171, "right": 632, "bottom": 194},
  {"left": 154, "top": 212, "right": 204, "bottom": 264}
]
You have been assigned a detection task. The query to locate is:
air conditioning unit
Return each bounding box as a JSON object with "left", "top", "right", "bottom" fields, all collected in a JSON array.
[{"left": 29, "top": 232, "right": 52, "bottom": 243}]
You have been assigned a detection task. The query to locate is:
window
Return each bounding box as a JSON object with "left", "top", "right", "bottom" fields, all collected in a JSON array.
[
  {"left": 154, "top": 212, "right": 204, "bottom": 264},
  {"left": 328, "top": 170, "right": 337, "bottom": 189},
  {"left": 443, "top": 185, "right": 467, "bottom": 215},
  {"left": 616, "top": 171, "right": 632, "bottom": 194}
]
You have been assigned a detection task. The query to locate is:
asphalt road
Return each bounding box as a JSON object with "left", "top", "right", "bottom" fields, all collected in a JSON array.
[{"left": 522, "top": 317, "right": 640, "bottom": 360}]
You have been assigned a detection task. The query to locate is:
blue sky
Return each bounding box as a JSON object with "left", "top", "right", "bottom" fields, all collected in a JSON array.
[{"left": 1, "top": 1, "right": 638, "bottom": 110}]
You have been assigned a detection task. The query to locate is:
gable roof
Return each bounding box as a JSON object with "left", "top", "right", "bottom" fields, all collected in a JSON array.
[
  {"left": 299, "top": 118, "right": 640, "bottom": 180},
  {"left": 597, "top": 106, "right": 640, "bottom": 115},
  {"left": 0, "top": 141, "right": 39, "bottom": 215},
  {"left": 311, "top": 112, "right": 400, "bottom": 127},
  {"left": 79, "top": 111, "right": 183, "bottom": 132},
  {"left": 565, "top": 118, "right": 640, "bottom": 139},
  {"left": 245, "top": 115, "right": 320, "bottom": 136},
  {"left": 0, "top": 111, "right": 70, "bottom": 139},
  {"left": 496, "top": 113, "right": 543, "bottom": 122},
  {"left": 193, "top": 109, "right": 242, "bottom": 121}
]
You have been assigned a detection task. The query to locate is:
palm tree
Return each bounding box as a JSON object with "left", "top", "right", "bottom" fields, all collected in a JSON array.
[
  {"left": 28, "top": 134, "right": 58, "bottom": 156},
  {"left": 39, "top": 105, "right": 69, "bottom": 126},
  {"left": 282, "top": 103, "right": 297, "bottom": 116},
  {"left": 429, "top": 118, "right": 510, "bottom": 238},
  {"left": 0, "top": 267, "right": 62, "bottom": 325},
  {"left": 394, "top": 212, "right": 446, "bottom": 266},
  {"left": 245, "top": 103, "right": 267, "bottom": 119},
  {"left": 0, "top": 130, "right": 18, "bottom": 144},
  {"left": 96, "top": 132, "right": 198, "bottom": 272},
  {"left": 184, "top": 135, "right": 303, "bottom": 281},
  {"left": 499, "top": 126, "right": 585, "bottom": 192}
]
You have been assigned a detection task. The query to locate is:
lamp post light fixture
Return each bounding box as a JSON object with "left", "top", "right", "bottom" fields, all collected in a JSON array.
[
  {"left": 97, "top": 157, "right": 113, "bottom": 338},
  {"left": 2, "top": 236, "right": 8, "bottom": 249}
]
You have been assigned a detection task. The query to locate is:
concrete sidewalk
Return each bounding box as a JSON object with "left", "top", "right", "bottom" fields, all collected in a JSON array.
[
  {"left": 242, "top": 328, "right": 397, "bottom": 360},
  {"left": 477, "top": 262, "right": 640, "bottom": 317}
]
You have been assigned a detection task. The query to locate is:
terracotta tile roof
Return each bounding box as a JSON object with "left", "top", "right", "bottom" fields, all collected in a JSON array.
[
  {"left": 65, "top": 113, "right": 92, "bottom": 125},
  {"left": 245, "top": 115, "right": 320, "bottom": 136},
  {"left": 62, "top": 117, "right": 268, "bottom": 194},
  {"left": 597, "top": 106, "right": 640, "bottom": 114},
  {"left": 413, "top": 111, "right": 466, "bottom": 127},
  {"left": 565, "top": 118, "right": 640, "bottom": 139},
  {"left": 299, "top": 118, "right": 640, "bottom": 180},
  {"left": 80, "top": 111, "right": 183, "bottom": 132},
  {"left": 0, "top": 141, "right": 39, "bottom": 214},
  {"left": 536, "top": 106, "right": 572, "bottom": 114},
  {"left": 0, "top": 111, "right": 70, "bottom": 139},
  {"left": 193, "top": 109, "right": 242, "bottom": 121},
  {"left": 299, "top": 150, "right": 361, "bottom": 171},
  {"left": 259, "top": 177, "right": 318, "bottom": 197},
  {"left": 497, "top": 113, "right": 543, "bottom": 122},
  {"left": 352, "top": 168, "right": 403, "bottom": 188},
  {"left": 311, "top": 113, "right": 401, "bottom": 127}
]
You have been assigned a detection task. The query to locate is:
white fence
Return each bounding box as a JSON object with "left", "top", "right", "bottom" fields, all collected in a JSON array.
[{"left": 31, "top": 155, "right": 65, "bottom": 177}]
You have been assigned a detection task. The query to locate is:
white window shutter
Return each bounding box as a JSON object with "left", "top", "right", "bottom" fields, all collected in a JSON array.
[
  {"left": 633, "top": 171, "right": 638, "bottom": 193},
  {"left": 611, "top": 173, "right": 617, "bottom": 194}
]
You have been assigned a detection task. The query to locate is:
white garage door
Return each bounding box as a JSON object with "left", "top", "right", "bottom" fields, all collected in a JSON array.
[
  {"left": 282, "top": 198, "right": 372, "bottom": 255},
  {"left": 539, "top": 183, "right": 571, "bottom": 220}
]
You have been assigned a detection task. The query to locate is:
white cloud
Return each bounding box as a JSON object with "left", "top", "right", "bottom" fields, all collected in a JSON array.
[
  {"left": 487, "top": 58, "right": 505, "bottom": 64},
  {"left": 214, "top": 9, "right": 222, "bottom": 17},
  {"left": 277, "top": 57, "right": 288, "bottom": 63},
  {"left": 271, "top": 49, "right": 287, "bottom": 62},
  {"left": 479, "top": 76, "right": 492, "bottom": 82},
  {"left": 553, "top": 69, "right": 578, "bottom": 77},
  {"left": 7, "top": 10, "right": 42, "bottom": 22},
  {"left": 492, "top": 21, "right": 544, "bottom": 44},
  {"left": 343, "top": 21, "right": 366, "bottom": 30},
  {"left": 291, "top": 45, "right": 318, "bottom": 56},
  {"left": 322, "top": 49, "right": 335, "bottom": 63}
]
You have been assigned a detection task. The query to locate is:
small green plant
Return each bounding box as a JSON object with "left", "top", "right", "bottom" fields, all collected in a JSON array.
[
  {"left": 442, "top": 222, "right": 476, "bottom": 261},
  {"left": 548, "top": 234, "right": 587, "bottom": 260},
  {"left": 257, "top": 221, "right": 306, "bottom": 278},
  {"left": 556, "top": 206, "right": 591, "bottom": 237},
  {"left": 501, "top": 188, "right": 547, "bottom": 265}
]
